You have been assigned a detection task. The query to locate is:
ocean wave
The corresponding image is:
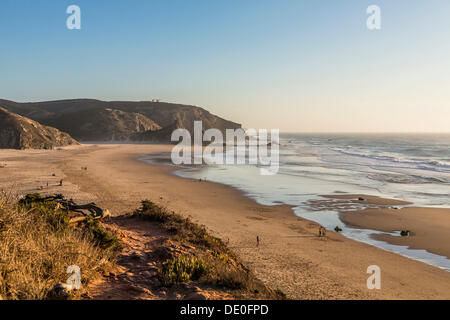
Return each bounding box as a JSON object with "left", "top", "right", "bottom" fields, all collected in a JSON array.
[
  {"left": 327, "top": 147, "right": 450, "bottom": 172},
  {"left": 367, "top": 173, "right": 446, "bottom": 184}
]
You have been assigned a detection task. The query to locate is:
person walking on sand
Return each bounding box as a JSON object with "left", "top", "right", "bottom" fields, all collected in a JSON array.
[
  {"left": 319, "top": 226, "right": 326, "bottom": 237},
  {"left": 256, "top": 235, "right": 260, "bottom": 247},
  {"left": 59, "top": 179, "right": 63, "bottom": 186}
]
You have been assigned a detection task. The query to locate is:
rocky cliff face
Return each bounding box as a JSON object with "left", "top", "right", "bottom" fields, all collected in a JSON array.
[
  {"left": 0, "top": 107, "right": 79, "bottom": 149},
  {"left": 130, "top": 119, "right": 184, "bottom": 143},
  {"left": 0, "top": 99, "right": 241, "bottom": 142},
  {"left": 44, "top": 108, "right": 161, "bottom": 141}
]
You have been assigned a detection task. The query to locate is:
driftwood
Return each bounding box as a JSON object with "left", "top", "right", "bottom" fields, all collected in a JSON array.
[
  {"left": 65, "top": 201, "right": 111, "bottom": 224},
  {"left": 67, "top": 202, "right": 104, "bottom": 217},
  {"left": 69, "top": 215, "right": 103, "bottom": 224},
  {"left": 38, "top": 195, "right": 111, "bottom": 224},
  {"left": 67, "top": 204, "right": 111, "bottom": 224}
]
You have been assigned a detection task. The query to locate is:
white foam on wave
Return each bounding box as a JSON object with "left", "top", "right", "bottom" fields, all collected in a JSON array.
[
  {"left": 277, "top": 139, "right": 450, "bottom": 206},
  {"left": 329, "top": 147, "right": 450, "bottom": 170}
]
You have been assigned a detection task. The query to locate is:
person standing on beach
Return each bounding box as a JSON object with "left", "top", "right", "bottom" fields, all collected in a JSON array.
[{"left": 319, "top": 226, "right": 326, "bottom": 237}]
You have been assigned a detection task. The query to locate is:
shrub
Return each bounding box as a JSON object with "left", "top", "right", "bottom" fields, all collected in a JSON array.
[
  {"left": 138, "top": 200, "right": 173, "bottom": 223},
  {"left": 18, "top": 193, "right": 70, "bottom": 230},
  {"left": 211, "top": 263, "right": 283, "bottom": 298},
  {"left": 214, "top": 268, "right": 250, "bottom": 290},
  {"left": 158, "top": 255, "right": 209, "bottom": 287},
  {"left": 82, "top": 217, "right": 122, "bottom": 253}
]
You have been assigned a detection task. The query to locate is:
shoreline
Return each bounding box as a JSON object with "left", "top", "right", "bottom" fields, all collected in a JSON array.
[
  {"left": 142, "top": 153, "right": 450, "bottom": 267},
  {"left": 1, "top": 144, "right": 449, "bottom": 299},
  {"left": 339, "top": 206, "right": 450, "bottom": 260}
]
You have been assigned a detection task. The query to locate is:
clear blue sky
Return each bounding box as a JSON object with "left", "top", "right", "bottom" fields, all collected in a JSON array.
[{"left": 1, "top": 0, "right": 449, "bottom": 132}]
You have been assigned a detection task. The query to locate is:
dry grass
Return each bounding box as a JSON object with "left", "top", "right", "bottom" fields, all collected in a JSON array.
[
  {"left": 0, "top": 194, "right": 285, "bottom": 300},
  {"left": 0, "top": 192, "right": 118, "bottom": 300}
]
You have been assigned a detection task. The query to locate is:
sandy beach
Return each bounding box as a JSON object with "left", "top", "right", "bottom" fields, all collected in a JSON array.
[
  {"left": 340, "top": 206, "right": 450, "bottom": 259},
  {"left": 0, "top": 144, "right": 449, "bottom": 299}
]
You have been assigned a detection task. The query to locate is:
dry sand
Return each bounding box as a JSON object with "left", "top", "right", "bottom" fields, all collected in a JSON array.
[{"left": 0, "top": 144, "right": 449, "bottom": 299}]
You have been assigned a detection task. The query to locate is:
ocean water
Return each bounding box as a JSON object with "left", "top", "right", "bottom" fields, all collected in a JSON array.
[
  {"left": 141, "top": 133, "right": 450, "bottom": 270},
  {"left": 276, "top": 133, "right": 450, "bottom": 207}
]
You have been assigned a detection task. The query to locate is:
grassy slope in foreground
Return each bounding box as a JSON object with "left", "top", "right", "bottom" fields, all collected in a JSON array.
[
  {"left": 0, "top": 193, "right": 285, "bottom": 300},
  {"left": 0, "top": 193, "right": 120, "bottom": 299}
]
